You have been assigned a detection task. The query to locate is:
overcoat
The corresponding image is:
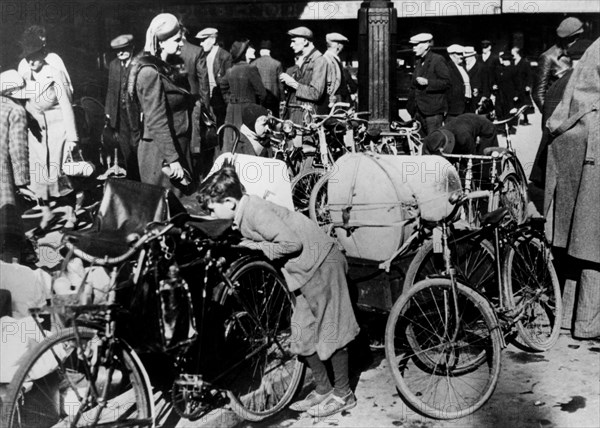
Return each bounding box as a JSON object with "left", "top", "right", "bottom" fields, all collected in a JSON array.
[
  {"left": 407, "top": 50, "right": 450, "bottom": 117},
  {"left": 286, "top": 48, "right": 329, "bottom": 122},
  {"left": 252, "top": 54, "right": 283, "bottom": 116},
  {"left": 467, "top": 59, "right": 490, "bottom": 107},
  {"left": 544, "top": 38, "right": 600, "bottom": 264},
  {"left": 207, "top": 47, "right": 232, "bottom": 126}
]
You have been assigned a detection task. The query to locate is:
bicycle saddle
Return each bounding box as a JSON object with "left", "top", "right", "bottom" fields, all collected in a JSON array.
[
  {"left": 480, "top": 208, "right": 508, "bottom": 227},
  {"left": 482, "top": 146, "right": 509, "bottom": 156}
]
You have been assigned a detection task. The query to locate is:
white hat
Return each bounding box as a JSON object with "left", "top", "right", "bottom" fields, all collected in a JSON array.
[
  {"left": 0, "top": 70, "right": 36, "bottom": 99},
  {"left": 447, "top": 44, "right": 464, "bottom": 54},
  {"left": 409, "top": 33, "right": 433, "bottom": 44},
  {"left": 463, "top": 46, "right": 477, "bottom": 57},
  {"left": 196, "top": 27, "right": 218, "bottom": 40}
]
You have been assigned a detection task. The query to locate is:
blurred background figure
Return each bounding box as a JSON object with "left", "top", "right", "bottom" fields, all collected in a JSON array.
[
  {"left": 511, "top": 46, "right": 533, "bottom": 125},
  {"left": 463, "top": 46, "right": 490, "bottom": 113},
  {"left": 252, "top": 40, "right": 283, "bottom": 118},
  {"left": 445, "top": 44, "right": 471, "bottom": 123},
  {"left": 492, "top": 51, "right": 518, "bottom": 123}
]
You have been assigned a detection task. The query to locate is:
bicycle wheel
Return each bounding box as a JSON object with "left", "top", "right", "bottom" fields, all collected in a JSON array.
[
  {"left": 385, "top": 278, "right": 502, "bottom": 419},
  {"left": 2, "top": 327, "right": 153, "bottom": 428},
  {"left": 404, "top": 236, "right": 496, "bottom": 299},
  {"left": 291, "top": 168, "right": 325, "bottom": 216},
  {"left": 220, "top": 259, "right": 304, "bottom": 421},
  {"left": 503, "top": 235, "right": 562, "bottom": 351},
  {"left": 498, "top": 171, "right": 529, "bottom": 225},
  {"left": 308, "top": 172, "right": 332, "bottom": 229}
]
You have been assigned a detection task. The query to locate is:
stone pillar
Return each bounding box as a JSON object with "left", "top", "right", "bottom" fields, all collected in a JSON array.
[{"left": 358, "top": 1, "right": 397, "bottom": 130}]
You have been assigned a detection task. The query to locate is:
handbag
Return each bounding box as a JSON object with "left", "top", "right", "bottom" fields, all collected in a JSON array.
[{"left": 62, "top": 146, "right": 96, "bottom": 177}]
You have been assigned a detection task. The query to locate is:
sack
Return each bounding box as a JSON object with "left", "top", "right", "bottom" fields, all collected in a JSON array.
[{"left": 62, "top": 147, "right": 96, "bottom": 177}]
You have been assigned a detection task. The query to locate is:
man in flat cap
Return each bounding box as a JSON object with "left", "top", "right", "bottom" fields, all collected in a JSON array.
[
  {"left": 0, "top": 70, "right": 36, "bottom": 263},
  {"left": 323, "top": 32, "right": 353, "bottom": 106},
  {"left": 445, "top": 44, "right": 471, "bottom": 122},
  {"left": 463, "top": 46, "right": 490, "bottom": 111},
  {"left": 279, "top": 26, "right": 329, "bottom": 123},
  {"left": 407, "top": 33, "right": 450, "bottom": 135},
  {"left": 252, "top": 40, "right": 284, "bottom": 117},
  {"left": 105, "top": 34, "right": 139, "bottom": 180},
  {"left": 197, "top": 27, "right": 231, "bottom": 129},
  {"left": 533, "top": 16, "right": 585, "bottom": 111}
]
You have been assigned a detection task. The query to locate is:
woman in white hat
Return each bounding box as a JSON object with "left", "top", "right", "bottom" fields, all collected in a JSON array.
[
  {"left": 19, "top": 29, "right": 79, "bottom": 203},
  {"left": 128, "top": 13, "right": 194, "bottom": 194}
]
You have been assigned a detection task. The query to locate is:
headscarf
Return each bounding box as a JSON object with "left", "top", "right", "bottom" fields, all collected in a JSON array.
[{"left": 144, "top": 13, "right": 180, "bottom": 56}]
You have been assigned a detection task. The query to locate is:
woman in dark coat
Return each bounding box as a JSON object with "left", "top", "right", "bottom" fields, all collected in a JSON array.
[
  {"left": 220, "top": 39, "right": 266, "bottom": 154},
  {"left": 493, "top": 52, "right": 518, "bottom": 121},
  {"left": 128, "top": 13, "right": 194, "bottom": 194}
]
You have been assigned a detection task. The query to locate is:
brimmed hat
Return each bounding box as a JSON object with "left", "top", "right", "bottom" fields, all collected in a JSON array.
[
  {"left": 196, "top": 27, "right": 218, "bottom": 40},
  {"left": 463, "top": 46, "right": 477, "bottom": 57},
  {"left": 500, "top": 51, "right": 513, "bottom": 60},
  {"left": 259, "top": 40, "right": 272, "bottom": 50},
  {"left": 288, "top": 26, "right": 313, "bottom": 40},
  {"left": 409, "top": 33, "right": 433, "bottom": 44},
  {"left": 556, "top": 17, "right": 584, "bottom": 38},
  {"left": 19, "top": 29, "right": 46, "bottom": 58},
  {"left": 326, "top": 32, "right": 348, "bottom": 44},
  {"left": 230, "top": 39, "right": 250, "bottom": 63},
  {"left": 447, "top": 44, "right": 464, "bottom": 54},
  {"left": 110, "top": 34, "right": 134, "bottom": 50},
  {"left": 567, "top": 38, "right": 593, "bottom": 60},
  {"left": 242, "top": 103, "right": 269, "bottom": 133},
  {"left": 424, "top": 129, "right": 455, "bottom": 154},
  {"left": 0, "top": 69, "right": 36, "bottom": 99}
]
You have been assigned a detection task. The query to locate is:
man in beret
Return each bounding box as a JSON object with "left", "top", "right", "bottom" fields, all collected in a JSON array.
[
  {"left": 407, "top": 33, "right": 450, "bottom": 135},
  {"left": 0, "top": 70, "right": 36, "bottom": 263},
  {"left": 197, "top": 27, "right": 231, "bottom": 128},
  {"left": 533, "top": 16, "right": 585, "bottom": 111},
  {"left": 445, "top": 44, "right": 471, "bottom": 122},
  {"left": 105, "top": 34, "right": 139, "bottom": 180},
  {"left": 252, "top": 40, "right": 284, "bottom": 117},
  {"left": 279, "top": 26, "right": 329, "bottom": 123},
  {"left": 323, "top": 32, "right": 353, "bottom": 106}
]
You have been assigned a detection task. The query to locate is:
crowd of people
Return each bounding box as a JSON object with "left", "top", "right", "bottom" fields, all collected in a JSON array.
[{"left": 0, "top": 12, "right": 598, "bottom": 420}]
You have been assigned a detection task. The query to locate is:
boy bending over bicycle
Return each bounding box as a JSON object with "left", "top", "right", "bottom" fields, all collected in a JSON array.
[{"left": 198, "top": 166, "right": 359, "bottom": 418}]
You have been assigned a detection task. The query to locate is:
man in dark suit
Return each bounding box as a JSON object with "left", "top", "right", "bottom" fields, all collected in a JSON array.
[
  {"left": 464, "top": 46, "right": 490, "bottom": 112},
  {"left": 407, "top": 33, "right": 450, "bottom": 136},
  {"left": 180, "top": 31, "right": 209, "bottom": 174},
  {"left": 252, "top": 40, "right": 284, "bottom": 117},
  {"left": 479, "top": 40, "right": 499, "bottom": 96},
  {"left": 105, "top": 34, "right": 139, "bottom": 180},
  {"left": 511, "top": 46, "right": 533, "bottom": 124},
  {"left": 196, "top": 27, "right": 232, "bottom": 128},
  {"left": 445, "top": 44, "right": 471, "bottom": 122}
]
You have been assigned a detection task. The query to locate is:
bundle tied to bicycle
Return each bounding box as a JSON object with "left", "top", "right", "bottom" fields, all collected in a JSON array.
[{"left": 321, "top": 153, "right": 461, "bottom": 263}]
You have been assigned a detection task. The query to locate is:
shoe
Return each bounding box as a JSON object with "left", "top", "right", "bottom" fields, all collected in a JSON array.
[
  {"left": 289, "top": 390, "right": 331, "bottom": 412},
  {"left": 307, "top": 391, "right": 357, "bottom": 418}
]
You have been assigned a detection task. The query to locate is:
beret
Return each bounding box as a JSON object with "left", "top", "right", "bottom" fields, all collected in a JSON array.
[
  {"left": 110, "top": 34, "right": 133, "bottom": 50},
  {"left": 409, "top": 33, "right": 433, "bottom": 44},
  {"left": 447, "top": 44, "right": 464, "bottom": 54},
  {"left": 326, "top": 32, "right": 349, "bottom": 43},
  {"left": 288, "top": 26, "right": 313, "bottom": 39},
  {"left": 556, "top": 17, "right": 584, "bottom": 38},
  {"left": 463, "top": 46, "right": 477, "bottom": 57},
  {"left": 567, "top": 38, "right": 592, "bottom": 60},
  {"left": 196, "top": 27, "right": 218, "bottom": 39}
]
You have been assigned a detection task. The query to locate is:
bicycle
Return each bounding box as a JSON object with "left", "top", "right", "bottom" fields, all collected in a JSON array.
[
  {"left": 2, "top": 209, "right": 304, "bottom": 427},
  {"left": 384, "top": 192, "right": 561, "bottom": 419},
  {"left": 361, "top": 119, "right": 423, "bottom": 156}
]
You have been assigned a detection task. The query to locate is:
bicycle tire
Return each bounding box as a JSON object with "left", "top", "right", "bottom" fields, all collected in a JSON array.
[
  {"left": 498, "top": 171, "right": 529, "bottom": 225},
  {"left": 291, "top": 168, "right": 325, "bottom": 216},
  {"left": 385, "top": 278, "right": 502, "bottom": 419},
  {"left": 308, "top": 172, "right": 332, "bottom": 229},
  {"left": 220, "top": 260, "right": 304, "bottom": 421},
  {"left": 403, "top": 237, "right": 496, "bottom": 298},
  {"left": 2, "top": 327, "right": 153, "bottom": 428},
  {"left": 503, "top": 235, "right": 562, "bottom": 351}
]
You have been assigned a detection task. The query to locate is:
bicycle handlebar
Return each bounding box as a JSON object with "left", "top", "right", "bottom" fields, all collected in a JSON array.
[{"left": 492, "top": 105, "right": 532, "bottom": 126}]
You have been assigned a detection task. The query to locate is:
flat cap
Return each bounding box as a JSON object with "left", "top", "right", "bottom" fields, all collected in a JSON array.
[
  {"left": 326, "top": 32, "right": 348, "bottom": 43},
  {"left": 196, "top": 27, "right": 218, "bottom": 39},
  {"left": 447, "top": 44, "right": 464, "bottom": 54},
  {"left": 288, "top": 26, "right": 313, "bottom": 40},
  {"left": 463, "top": 46, "right": 477, "bottom": 57},
  {"left": 0, "top": 69, "right": 36, "bottom": 99},
  {"left": 110, "top": 34, "right": 133, "bottom": 50},
  {"left": 567, "top": 38, "right": 593, "bottom": 60},
  {"left": 481, "top": 39, "right": 492, "bottom": 46},
  {"left": 556, "top": 17, "right": 584, "bottom": 38},
  {"left": 409, "top": 33, "right": 433, "bottom": 44}
]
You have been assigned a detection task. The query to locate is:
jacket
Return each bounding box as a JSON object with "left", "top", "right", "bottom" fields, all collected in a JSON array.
[
  {"left": 287, "top": 47, "right": 329, "bottom": 120},
  {"left": 105, "top": 57, "right": 131, "bottom": 129},
  {"left": 0, "top": 97, "right": 29, "bottom": 210},
  {"left": 207, "top": 47, "right": 232, "bottom": 111},
  {"left": 446, "top": 61, "right": 468, "bottom": 116},
  {"left": 533, "top": 44, "right": 571, "bottom": 111},
  {"left": 544, "top": 38, "right": 600, "bottom": 263},
  {"left": 252, "top": 54, "right": 283, "bottom": 100},
  {"left": 408, "top": 50, "right": 450, "bottom": 116}
]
